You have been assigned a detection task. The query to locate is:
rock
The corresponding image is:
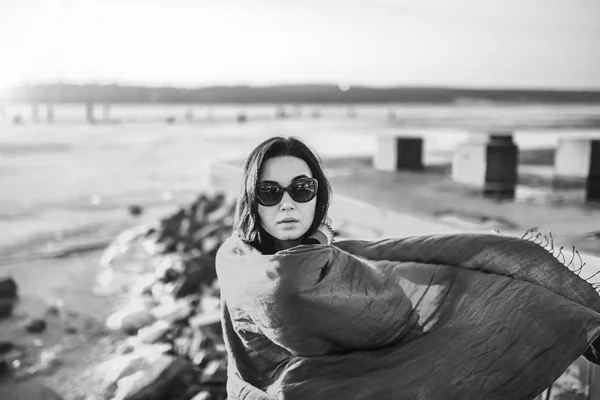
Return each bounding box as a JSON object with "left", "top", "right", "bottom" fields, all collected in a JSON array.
[
  {"left": 0, "top": 298, "right": 16, "bottom": 318},
  {"left": 151, "top": 282, "right": 167, "bottom": 299},
  {"left": 128, "top": 204, "right": 144, "bottom": 217},
  {"left": 173, "top": 336, "right": 192, "bottom": 359},
  {"left": 0, "top": 276, "right": 18, "bottom": 298},
  {"left": 189, "top": 310, "right": 221, "bottom": 331},
  {"left": 201, "top": 236, "right": 222, "bottom": 257},
  {"left": 190, "top": 391, "right": 212, "bottom": 400},
  {"left": 137, "top": 320, "right": 171, "bottom": 344},
  {"left": 0, "top": 379, "right": 64, "bottom": 400},
  {"left": 111, "top": 355, "right": 197, "bottom": 400},
  {"left": 0, "top": 341, "right": 14, "bottom": 354},
  {"left": 106, "top": 303, "right": 156, "bottom": 335},
  {"left": 26, "top": 346, "right": 62, "bottom": 374},
  {"left": 0, "top": 277, "right": 18, "bottom": 318},
  {"left": 200, "top": 359, "right": 227, "bottom": 384},
  {"left": 151, "top": 300, "right": 192, "bottom": 324},
  {"left": 117, "top": 342, "right": 136, "bottom": 355},
  {"left": 0, "top": 359, "right": 8, "bottom": 375},
  {"left": 64, "top": 326, "right": 78, "bottom": 334},
  {"left": 25, "top": 318, "right": 47, "bottom": 333},
  {"left": 187, "top": 331, "right": 208, "bottom": 362},
  {"left": 45, "top": 305, "right": 61, "bottom": 317},
  {"left": 99, "top": 346, "right": 165, "bottom": 397},
  {"left": 171, "top": 256, "right": 217, "bottom": 298},
  {"left": 130, "top": 274, "right": 157, "bottom": 297},
  {"left": 160, "top": 267, "right": 181, "bottom": 284},
  {"left": 192, "top": 350, "right": 210, "bottom": 368}
]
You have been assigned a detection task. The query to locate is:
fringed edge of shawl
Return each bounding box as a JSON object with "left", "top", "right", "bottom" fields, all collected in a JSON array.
[{"left": 512, "top": 226, "right": 600, "bottom": 365}]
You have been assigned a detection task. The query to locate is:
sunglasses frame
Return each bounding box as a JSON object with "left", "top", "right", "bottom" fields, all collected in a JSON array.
[{"left": 256, "top": 177, "right": 319, "bottom": 206}]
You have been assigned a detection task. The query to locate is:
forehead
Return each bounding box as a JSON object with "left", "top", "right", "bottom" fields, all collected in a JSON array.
[{"left": 259, "top": 156, "right": 312, "bottom": 184}]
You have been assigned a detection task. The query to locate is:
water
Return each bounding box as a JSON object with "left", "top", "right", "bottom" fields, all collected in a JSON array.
[{"left": 3, "top": 102, "right": 600, "bottom": 127}]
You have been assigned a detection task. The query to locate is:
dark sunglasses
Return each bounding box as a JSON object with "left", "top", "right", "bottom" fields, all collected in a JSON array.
[{"left": 256, "top": 177, "right": 319, "bottom": 206}]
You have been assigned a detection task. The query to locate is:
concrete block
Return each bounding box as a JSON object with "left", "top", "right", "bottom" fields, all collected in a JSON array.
[
  {"left": 374, "top": 134, "right": 423, "bottom": 171},
  {"left": 554, "top": 137, "right": 600, "bottom": 203},
  {"left": 452, "top": 132, "right": 518, "bottom": 197},
  {"left": 554, "top": 139, "right": 592, "bottom": 179}
]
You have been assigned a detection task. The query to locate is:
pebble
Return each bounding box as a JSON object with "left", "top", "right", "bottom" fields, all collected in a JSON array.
[
  {"left": 151, "top": 300, "right": 192, "bottom": 323},
  {"left": 65, "top": 326, "right": 78, "bottom": 334},
  {"left": 191, "top": 391, "right": 212, "bottom": 400},
  {"left": 25, "top": 318, "right": 47, "bottom": 333},
  {"left": 200, "top": 359, "right": 227, "bottom": 383},
  {"left": 0, "top": 341, "right": 14, "bottom": 354},
  {"left": 128, "top": 204, "right": 144, "bottom": 217},
  {"left": 106, "top": 304, "right": 156, "bottom": 334},
  {"left": 137, "top": 320, "right": 171, "bottom": 344}
]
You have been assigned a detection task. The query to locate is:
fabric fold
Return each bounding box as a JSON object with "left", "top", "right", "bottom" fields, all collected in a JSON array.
[{"left": 216, "top": 233, "right": 600, "bottom": 400}]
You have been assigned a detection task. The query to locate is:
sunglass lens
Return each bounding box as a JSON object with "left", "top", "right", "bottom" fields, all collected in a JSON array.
[
  {"left": 290, "top": 179, "right": 317, "bottom": 202},
  {"left": 257, "top": 184, "right": 283, "bottom": 206}
]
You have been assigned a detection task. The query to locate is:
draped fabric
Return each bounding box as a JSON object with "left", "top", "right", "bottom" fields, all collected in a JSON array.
[{"left": 216, "top": 233, "right": 600, "bottom": 400}]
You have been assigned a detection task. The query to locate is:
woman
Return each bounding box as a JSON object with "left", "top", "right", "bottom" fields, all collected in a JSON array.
[
  {"left": 232, "top": 136, "right": 335, "bottom": 254},
  {"left": 216, "top": 136, "right": 600, "bottom": 400}
]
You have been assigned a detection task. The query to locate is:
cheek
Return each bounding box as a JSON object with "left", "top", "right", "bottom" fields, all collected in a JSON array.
[
  {"left": 301, "top": 201, "right": 317, "bottom": 222},
  {"left": 257, "top": 206, "right": 273, "bottom": 226}
]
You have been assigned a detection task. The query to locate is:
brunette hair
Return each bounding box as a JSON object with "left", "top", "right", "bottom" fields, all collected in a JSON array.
[{"left": 234, "top": 136, "right": 331, "bottom": 249}]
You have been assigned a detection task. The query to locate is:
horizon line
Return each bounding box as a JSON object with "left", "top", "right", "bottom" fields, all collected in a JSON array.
[{"left": 9, "top": 80, "right": 600, "bottom": 93}]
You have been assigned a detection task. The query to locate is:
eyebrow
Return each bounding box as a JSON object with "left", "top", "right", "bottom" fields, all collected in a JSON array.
[{"left": 260, "top": 174, "right": 310, "bottom": 184}]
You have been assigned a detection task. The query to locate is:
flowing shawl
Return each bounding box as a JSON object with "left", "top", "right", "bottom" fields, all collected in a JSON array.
[{"left": 215, "top": 233, "right": 600, "bottom": 400}]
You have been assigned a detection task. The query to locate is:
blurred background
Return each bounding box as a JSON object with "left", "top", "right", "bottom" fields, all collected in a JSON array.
[{"left": 1, "top": 1, "right": 600, "bottom": 399}]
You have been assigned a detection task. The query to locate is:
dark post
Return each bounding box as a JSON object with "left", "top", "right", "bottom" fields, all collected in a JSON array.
[
  {"left": 587, "top": 140, "right": 600, "bottom": 203},
  {"left": 483, "top": 134, "right": 518, "bottom": 198},
  {"left": 374, "top": 134, "right": 424, "bottom": 171},
  {"left": 452, "top": 131, "right": 518, "bottom": 199}
]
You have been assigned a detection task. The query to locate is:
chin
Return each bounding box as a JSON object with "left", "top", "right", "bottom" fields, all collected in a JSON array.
[
  {"left": 278, "top": 234, "right": 302, "bottom": 241},
  {"left": 276, "top": 230, "right": 305, "bottom": 241}
]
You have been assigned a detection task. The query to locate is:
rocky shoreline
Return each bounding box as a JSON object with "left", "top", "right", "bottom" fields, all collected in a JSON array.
[{"left": 1, "top": 191, "right": 236, "bottom": 400}]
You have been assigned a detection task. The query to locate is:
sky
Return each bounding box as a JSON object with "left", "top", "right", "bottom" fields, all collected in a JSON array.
[{"left": 0, "top": 0, "right": 599, "bottom": 91}]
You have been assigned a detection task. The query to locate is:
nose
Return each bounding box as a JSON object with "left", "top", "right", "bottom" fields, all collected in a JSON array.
[{"left": 279, "top": 191, "right": 295, "bottom": 210}]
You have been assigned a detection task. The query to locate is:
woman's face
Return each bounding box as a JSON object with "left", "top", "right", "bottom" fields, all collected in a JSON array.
[{"left": 257, "top": 156, "right": 317, "bottom": 250}]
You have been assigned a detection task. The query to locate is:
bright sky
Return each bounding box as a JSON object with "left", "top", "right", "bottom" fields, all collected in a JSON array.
[{"left": 0, "top": 0, "right": 599, "bottom": 91}]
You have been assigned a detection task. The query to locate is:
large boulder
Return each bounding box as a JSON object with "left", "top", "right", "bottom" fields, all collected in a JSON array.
[
  {"left": 99, "top": 347, "right": 197, "bottom": 400},
  {"left": 106, "top": 302, "right": 156, "bottom": 335}
]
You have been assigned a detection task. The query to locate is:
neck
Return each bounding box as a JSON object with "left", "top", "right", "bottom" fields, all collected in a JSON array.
[{"left": 273, "top": 237, "right": 303, "bottom": 251}]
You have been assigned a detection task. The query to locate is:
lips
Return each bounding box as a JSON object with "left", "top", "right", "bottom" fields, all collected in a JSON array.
[{"left": 278, "top": 217, "right": 299, "bottom": 224}]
